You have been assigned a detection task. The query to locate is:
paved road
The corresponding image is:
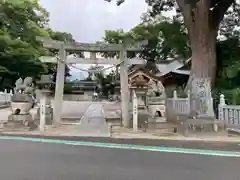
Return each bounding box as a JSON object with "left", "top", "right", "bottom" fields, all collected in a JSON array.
[
  {"left": 0, "top": 139, "right": 239, "bottom": 180},
  {"left": 78, "top": 104, "right": 110, "bottom": 137}
]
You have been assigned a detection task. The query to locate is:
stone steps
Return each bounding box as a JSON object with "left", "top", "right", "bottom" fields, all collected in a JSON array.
[
  {"left": 0, "top": 120, "right": 39, "bottom": 132},
  {"left": 0, "top": 121, "right": 30, "bottom": 132}
]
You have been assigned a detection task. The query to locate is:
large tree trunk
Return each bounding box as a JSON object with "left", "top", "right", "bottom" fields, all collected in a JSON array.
[
  {"left": 188, "top": 28, "right": 217, "bottom": 116},
  {"left": 190, "top": 32, "right": 217, "bottom": 84},
  {"left": 181, "top": 0, "right": 219, "bottom": 116}
]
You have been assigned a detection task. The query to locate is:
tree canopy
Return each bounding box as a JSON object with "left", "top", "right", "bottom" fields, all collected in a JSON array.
[
  {"left": 103, "top": 1, "right": 240, "bottom": 103},
  {"left": 105, "top": 0, "right": 240, "bottom": 91},
  {"left": 0, "top": 0, "right": 76, "bottom": 89}
]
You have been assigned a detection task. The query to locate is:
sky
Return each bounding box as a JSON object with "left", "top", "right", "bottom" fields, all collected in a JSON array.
[
  {"left": 40, "top": 0, "right": 147, "bottom": 80},
  {"left": 40, "top": 0, "right": 147, "bottom": 43}
]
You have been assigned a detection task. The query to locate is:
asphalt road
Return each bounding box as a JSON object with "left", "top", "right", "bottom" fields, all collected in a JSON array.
[{"left": 0, "top": 140, "right": 239, "bottom": 180}]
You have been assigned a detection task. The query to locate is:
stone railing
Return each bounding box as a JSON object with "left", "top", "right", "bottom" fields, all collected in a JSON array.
[
  {"left": 166, "top": 91, "right": 240, "bottom": 128},
  {"left": 0, "top": 90, "right": 13, "bottom": 105},
  {"left": 218, "top": 94, "right": 240, "bottom": 128},
  {"left": 166, "top": 90, "right": 190, "bottom": 116}
]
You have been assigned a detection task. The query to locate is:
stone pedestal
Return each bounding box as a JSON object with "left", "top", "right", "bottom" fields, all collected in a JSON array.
[
  {"left": 6, "top": 101, "right": 36, "bottom": 131},
  {"left": 8, "top": 101, "right": 33, "bottom": 122},
  {"left": 147, "top": 97, "right": 166, "bottom": 121},
  {"left": 10, "top": 102, "right": 32, "bottom": 115},
  {"left": 36, "top": 107, "right": 53, "bottom": 125}
]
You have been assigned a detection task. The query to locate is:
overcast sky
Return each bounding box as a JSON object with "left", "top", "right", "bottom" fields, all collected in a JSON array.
[
  {"left": 39, "top": 0, "right": 148, "bottom": 79},
  {"left": 40, "top": 0, "right": 147, "bottom": 43}
]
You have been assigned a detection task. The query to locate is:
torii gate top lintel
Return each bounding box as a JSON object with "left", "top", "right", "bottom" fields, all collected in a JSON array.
[{"left": 36, "top": 36, "right": 147, "bottom": 52}]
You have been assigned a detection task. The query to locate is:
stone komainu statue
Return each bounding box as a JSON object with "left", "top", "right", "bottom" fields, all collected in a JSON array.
[
  {"left": 12, "top": 77, "right": 35, "bottom": 104},
  {"left": 147, "top": 79, "right": 165, "bottom": 98}
]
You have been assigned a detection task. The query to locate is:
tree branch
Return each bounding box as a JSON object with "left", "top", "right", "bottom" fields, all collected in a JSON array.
[
  {"left": 176, "top": 0, "right": 185, "bottom": 11},
  {"left": 211, "top": 0, "right": 234, "bottom": 28},
  {"left": 176, "top": 0, "right": 195, "bottom": 31}
]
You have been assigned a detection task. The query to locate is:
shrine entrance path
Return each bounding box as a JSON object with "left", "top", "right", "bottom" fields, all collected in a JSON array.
[
  {"left": 51, "top": 101, "right": 92, "bottom": 120},
  {"left": 78, "top": 104, "right": 110, "bottom": 137}
]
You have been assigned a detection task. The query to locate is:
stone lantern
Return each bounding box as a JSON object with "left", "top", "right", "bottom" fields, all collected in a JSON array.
[
  {"left": 129, "top": 74, "right": 149, "bottom": 108},
  {"left": 129, "top": 74, "right": 151, "bottom": 129},
  {"left": 36, "top": 75, "right": 55, "bottom": 129}
]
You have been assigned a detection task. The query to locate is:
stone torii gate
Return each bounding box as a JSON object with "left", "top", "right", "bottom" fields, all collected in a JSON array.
[{"left": 37, "top": 36, "right": 145, "bottom": 127}]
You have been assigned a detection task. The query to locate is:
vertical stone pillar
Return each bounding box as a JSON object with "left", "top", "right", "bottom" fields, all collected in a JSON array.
[
  {"left": 39, "top": 95, "right": 46, "bottom": 131},
  {"left": 186, "top": 90, "right": 191, "bottom": 114},
  {"left": 173, "top": 90, "right": 177, "bottom": 110},
  {"left": 39, "top": 90, "right": 52, "bottom": 131},
  {"left": 218, "top": 94, "right": 226, "bottom": 121},
  {"left": 53, "top": 44, "right": 66, "bottom": 125},
  {"left": 120, "top": 49, "right": 130, "bottom": 127},
  {"left": 132, "top": 90, "right": 138, "bottom": 132}
]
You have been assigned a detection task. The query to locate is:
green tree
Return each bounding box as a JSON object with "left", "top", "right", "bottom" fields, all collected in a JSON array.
[
  {"left": 106, "top": 0, "right": 239, "bottom": 88},
  {"left": 0, "top": 0, "right": 50, "bottom": 88},
  {"left": 103, "top": 19, "right": 189, "bottom": 73}
]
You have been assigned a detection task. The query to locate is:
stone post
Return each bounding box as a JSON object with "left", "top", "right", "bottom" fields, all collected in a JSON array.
[
  {"left": 120, "top": 49, "right": 130, "bottom": 127},
  {"left": 39, "top": 95, "right": 46, "bottom": 131},
  {"left": 218, "top": 94, "right": 226, "bottom": 121},
  {"left": 3, "top": 89, "right": 7, "bottom": 103},
  {"left": 53, "top": 44, "right": 66, "bottom": 125},
  {"left": 186, "top": 90, "right": 191, "bottom": 114},
  {"left": 132, "top": 90, "right": 138, "bottom": 132},
  {"left": 173, "top": 90, "right": 177, "bottom": 110}
]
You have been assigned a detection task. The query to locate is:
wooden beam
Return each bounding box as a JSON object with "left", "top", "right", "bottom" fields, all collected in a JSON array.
[
  {"left": 39, "top": 56, "right": 145, "bottom": 65},
  {"left": 36, "top": 36, "right": 147, "bottom": 52}
]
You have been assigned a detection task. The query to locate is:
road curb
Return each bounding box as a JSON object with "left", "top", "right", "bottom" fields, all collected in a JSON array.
[
  {"left": 0, "top": 133, "right": 240, "bottom": 152},
  {"left": 0, "top": 135, "right": 240, "bottom": 157}
]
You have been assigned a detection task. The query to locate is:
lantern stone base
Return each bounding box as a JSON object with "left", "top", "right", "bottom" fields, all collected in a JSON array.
[
  {"left": 34, "top": 107, "right": 53, "bottom": 125},
  {"left": 129, "top": 110, "right": 151, "bottom": 128}
]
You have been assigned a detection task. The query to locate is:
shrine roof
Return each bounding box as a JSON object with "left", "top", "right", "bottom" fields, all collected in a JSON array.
[
  {"left": 155, "top": 58, "right": 191, "bottom": 77},
  {"left": 160, "top": 71, "right": 189, "bottom": 80},
  {"left": 128, "top": 69, "right": 160, "bottom": 82}
]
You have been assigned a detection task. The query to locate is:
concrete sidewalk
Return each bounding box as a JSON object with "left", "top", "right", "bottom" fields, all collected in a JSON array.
[{"left": 1, "top": 123, "right": 240, "bottom": 143}]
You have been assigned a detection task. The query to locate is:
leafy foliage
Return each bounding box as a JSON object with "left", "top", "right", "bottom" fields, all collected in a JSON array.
[
  {"left": 0, "top": 0, "right": 50, "bottom": 88},
  {"left": 0, "top": 0, "right": 77, "bottom": 89}
]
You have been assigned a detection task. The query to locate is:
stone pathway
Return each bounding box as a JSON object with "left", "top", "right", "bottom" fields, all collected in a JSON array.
[
  {"left": 53, "top": 101, "right": 91, "bottom": 120},
  {"left": 78, "top": 104, "right": 110, "bottom": 137}
]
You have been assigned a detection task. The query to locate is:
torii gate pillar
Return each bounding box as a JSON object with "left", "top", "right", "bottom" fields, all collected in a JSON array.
[
  {"left": 53, "top": 44, "right": 66, "bottom": 125},
  {"left": 120, "top": 49, "right": 130, "bottom": 127}
]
